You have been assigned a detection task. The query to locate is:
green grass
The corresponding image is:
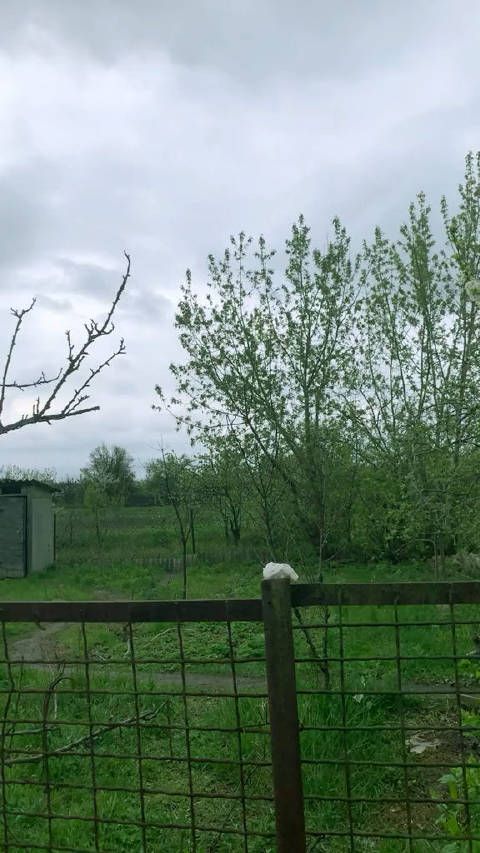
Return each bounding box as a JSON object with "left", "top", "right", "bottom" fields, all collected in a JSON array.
[{"left": 1, "top": 507, "right": 480, "bottom": 850}]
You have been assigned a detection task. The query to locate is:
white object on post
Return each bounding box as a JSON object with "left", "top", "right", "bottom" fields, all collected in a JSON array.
[{"left": 262, "top": 562, "right": 299, "bottom": 581}]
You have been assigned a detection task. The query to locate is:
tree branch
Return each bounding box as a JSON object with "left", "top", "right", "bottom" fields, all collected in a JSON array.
[
  {"left": 0, "top": 253, "right": 130, "bottom": 436},
  {"left": 5, "top": 705, "right": 161, "bottom": 767}
]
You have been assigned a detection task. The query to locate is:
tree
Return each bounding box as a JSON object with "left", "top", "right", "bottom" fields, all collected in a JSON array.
[
  {"left": 237, "top": 432, "right": 283, "bottom": 558},
  {"left": 0, "top": 464, "right": 57, "bottom": 485},
  {"left": 346, "top": 153, "right": 480, "bottom": 563},
  {"left": 156, "top": 150, "right": 480, "bottom": 572},
  {"left": 156, "top": 218, "right": 360, "bottom": 559},
  {"left": 83, "top": 480, "right": 109, "bottom": 545},
  {"left": 200, "top": 436, "right": 247, "bottom": 546},
  {"left": 56, "top": 477, "right": 85, "bottom": 507},
  {"left": 146, "top": 451, "right": 198, "bottom": 599},
  {"left": 54, "top": 477, "right": 85, "bottom": 549},
  {"left": 0, "top": 253, "right": 130, "bottom": 436},
  {"left": 81, "top": 444, "right": 136, "bottom": 506}
]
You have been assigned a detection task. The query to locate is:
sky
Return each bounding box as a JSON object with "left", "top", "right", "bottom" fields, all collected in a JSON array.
[{"left": 0, "top": 0, "right": 479, "bottom": 477}]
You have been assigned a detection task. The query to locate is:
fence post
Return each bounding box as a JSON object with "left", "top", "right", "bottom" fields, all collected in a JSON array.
[{"left": 262, "top": 578, "right": 306, "bottom": 853}]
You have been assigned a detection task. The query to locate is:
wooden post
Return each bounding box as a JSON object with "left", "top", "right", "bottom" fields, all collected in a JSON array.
[{"left": 262, "top": 578, "right": 306, "bottom": 853}]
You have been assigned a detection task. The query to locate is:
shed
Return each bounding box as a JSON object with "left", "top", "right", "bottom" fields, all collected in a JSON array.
[{"left": 0, "top": 480, "right": 57, "bottom": 578}]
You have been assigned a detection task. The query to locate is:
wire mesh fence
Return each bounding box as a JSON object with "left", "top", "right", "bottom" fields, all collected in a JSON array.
[
  {"left": 2, "top": 582, "right": 480, "bottom": 851},
  {"left": 0, "top": 599, "right": 274, "bottom": 852},
  {"left": 291, "top": 582, "right": 480, "bottom": 851}
]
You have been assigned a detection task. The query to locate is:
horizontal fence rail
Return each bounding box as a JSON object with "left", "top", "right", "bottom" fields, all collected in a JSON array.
[
  {"left": 292, "top": 580, "right": 480, "bottom": 607},
  {"left": 0, "top": 598, "right": 263, "bottom": 623},
  {"left": 2, "top": 581, "right": 480, "bottom": 851},
  {"left": 2, "top": 580, "right": 480, "bottom": 623}
]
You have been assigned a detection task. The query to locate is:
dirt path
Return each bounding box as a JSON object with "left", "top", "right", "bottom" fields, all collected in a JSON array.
[
  {"left": 8, "top": 621, "right": 266, "bottom": 693},
  {"left": 9, "top": 622, "right": 69, "bottom": 662}
]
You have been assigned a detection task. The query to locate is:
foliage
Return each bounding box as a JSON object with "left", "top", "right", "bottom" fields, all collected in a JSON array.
[
  {"left": 146, "top": 451, "right": 199, "bottom": 598},
  {"left": 157, "top": 216, "right": 360, "bottom": 553},
  {"left": 81, "top": 443, "right": 136, "bottom": 506},
  {"left": 55, "top": 476, "right": 85, "bottom": 506},
  {"left": 199, "top": 435, "right": 248, "bottom": 545},
  {"left": 9, "top": 152, "right": 480, "bottom": 572},
  {"left": 157, "top": 152, "right": 480, "bottom": 568},
  {"left": 436, "top": 760, "right": 480, "bottom": 850},
  {"left": 0, "top": 464, "right": 57, "bottom": 485}
]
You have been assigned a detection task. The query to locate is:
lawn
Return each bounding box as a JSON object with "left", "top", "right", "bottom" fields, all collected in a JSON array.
[{"left": 1, "top": 507, "right": 479, "bottom": 851}]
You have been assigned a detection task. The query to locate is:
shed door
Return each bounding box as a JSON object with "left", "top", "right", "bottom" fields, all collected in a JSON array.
[{"left": 0, "top": 495, "right": 27, "bottom": 578}]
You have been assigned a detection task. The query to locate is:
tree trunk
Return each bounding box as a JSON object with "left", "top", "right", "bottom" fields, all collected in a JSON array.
[
  {"left": 223, "top": 516, "right": 230, "bottom": 544},
  {"left": 95, "top": 508, "right": 101, "bottom": 545},
  {"left": 182, "top": 538, "right": 188, "bottom": 600},
  {"left": 190, "top": 507, "right": 196, "bottom": 555},
  {"left": 230, "top": 519, "right": 241, "bottom": 545}
]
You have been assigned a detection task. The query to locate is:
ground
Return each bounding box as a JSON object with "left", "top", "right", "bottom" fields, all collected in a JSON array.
[{"left": 1, "top": 506, "right": 479, "bottom": 851}]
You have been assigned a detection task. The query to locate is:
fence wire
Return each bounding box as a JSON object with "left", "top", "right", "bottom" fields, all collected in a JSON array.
[
  {"left": 0, "top": 603, "right": 273, "bottom": 852},
  {"left": 3, "top": 583, "right": 480, "bottom": 852},
  {"left": 292, "top": 587, "right": 480, "bottom": 851}
]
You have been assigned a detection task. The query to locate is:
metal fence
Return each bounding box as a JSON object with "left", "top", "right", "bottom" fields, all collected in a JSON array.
[
  {"left": 291, "top": 581, "right": 480, "bottom": 852},
  {"left": 1, "top": 581, "right": 480, "bottom": 851}
]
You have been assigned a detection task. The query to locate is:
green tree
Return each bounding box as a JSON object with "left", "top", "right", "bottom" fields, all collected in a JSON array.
[
  {"left": 0, "top": 464, "right": 57, "bottom": 485},
  {"left": 56, "top": 477, "right": 85, "bottom": 507},
  {"left": 156, "top": 217, "right": 360, "bottom": 561},
  {"left": 200, "top": 436, "right": 247, "bottom": 546},
  {"left": 83, "top": 480, "right": 109, "bottom": 545},
  {"left": 81, "top": 444, "right": 136, "bottom": 506},
  {"left": 157, "top": 150, "right": 480, "bottom": 572},
  {"left": 347, "top": 153, "right": 480, "bottom": 563},
  {"left": 146, "top": 452, "right": 198, "bottom": 599}
]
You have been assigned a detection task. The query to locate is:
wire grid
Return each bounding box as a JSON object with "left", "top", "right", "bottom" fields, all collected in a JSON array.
[
  {"left": 293, "top": 594, "right": 480, "bottom": 852},
  {"left": 0, "top": 611, "right": 274, "bottom": 852}
]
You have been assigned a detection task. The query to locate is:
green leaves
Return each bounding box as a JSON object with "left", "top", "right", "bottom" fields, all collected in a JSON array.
[
  {"left": 156, "top": 151, "right": 480, "bottom": 564},
  {"left": 81, "top": 444, "right": 135, "bottom": 507}
]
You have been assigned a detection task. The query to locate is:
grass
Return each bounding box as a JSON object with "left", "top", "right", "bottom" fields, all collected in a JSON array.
[{"left": 1, "top": 506, "right": 480, "bottom": 850}]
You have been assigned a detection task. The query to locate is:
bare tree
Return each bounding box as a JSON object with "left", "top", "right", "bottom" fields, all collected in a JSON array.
[{"left": 0, "top": 253, "right": 131, "bottom": 436}]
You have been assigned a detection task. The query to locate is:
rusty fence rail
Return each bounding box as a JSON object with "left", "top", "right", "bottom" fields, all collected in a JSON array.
[{"left": 2, "top": 581, "right": 480, "bottom": 851}]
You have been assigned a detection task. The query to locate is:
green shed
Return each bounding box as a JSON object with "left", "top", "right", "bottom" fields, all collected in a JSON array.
[{"left": 0, "top": 479, "right": 56, "bottom": 579}]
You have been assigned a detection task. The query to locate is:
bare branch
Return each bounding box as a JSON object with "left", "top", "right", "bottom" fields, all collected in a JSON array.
[
  {"left": 0, "top": 298, "right": 36, "bottom": 420},
  {"left": 0, "top": 253, "right": 130, "bottom": 436},
  {"left": 5, "top": 705, "right": 161, "bottom": 767},
  {"left": 4, "top": 368, "right": 63, "bottom": 392}
]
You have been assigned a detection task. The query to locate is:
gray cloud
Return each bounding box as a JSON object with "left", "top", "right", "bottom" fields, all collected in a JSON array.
[
  {"left": 0, "top": 163, "right": 53, "bottom": 269},
  {"left": 120, "top": 288, "right": 172, "bottom": 324},
  {"left": 36, "top": 294, "right": 72, "bottom": 312},
  {"left": 0, "top": 1, "right": 473, "bottom": 84},
  {"left": 1, "top": 1, "right": 480, "bottom": 476},
  {"left": 54, "top": 258, "right": 122, "bottom": 297}
]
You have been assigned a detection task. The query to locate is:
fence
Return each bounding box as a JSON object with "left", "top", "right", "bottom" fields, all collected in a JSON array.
[{"left": 2, "top": 581, "right": 480, "bottom": 851}]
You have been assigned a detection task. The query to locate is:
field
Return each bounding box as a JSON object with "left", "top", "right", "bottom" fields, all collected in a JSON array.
[{"left": 1, "top": 506, "right": 480, "bottom": 851}]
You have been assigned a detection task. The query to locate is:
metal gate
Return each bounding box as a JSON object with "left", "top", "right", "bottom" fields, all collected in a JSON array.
[{"left": 0, "top": 495, "right": 27, "bottom": 578}]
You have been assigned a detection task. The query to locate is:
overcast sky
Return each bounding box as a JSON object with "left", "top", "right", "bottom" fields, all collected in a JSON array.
[{"left": 0, "top": 0, "right": 479, "bottom": 477}]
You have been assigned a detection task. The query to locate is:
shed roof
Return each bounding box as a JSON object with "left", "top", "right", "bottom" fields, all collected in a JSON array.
[{"left": 0, "top": 479, "right": 57, "bottom": 494}]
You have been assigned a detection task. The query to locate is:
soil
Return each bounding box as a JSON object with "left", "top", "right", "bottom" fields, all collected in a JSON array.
[{"left": 7, "top": 621, "right": 267, "bottom": 693}]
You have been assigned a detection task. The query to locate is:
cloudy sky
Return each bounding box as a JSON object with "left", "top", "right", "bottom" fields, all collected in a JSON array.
[{"left": 0, "top": 0, "right": 478, "bottom": 477}]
